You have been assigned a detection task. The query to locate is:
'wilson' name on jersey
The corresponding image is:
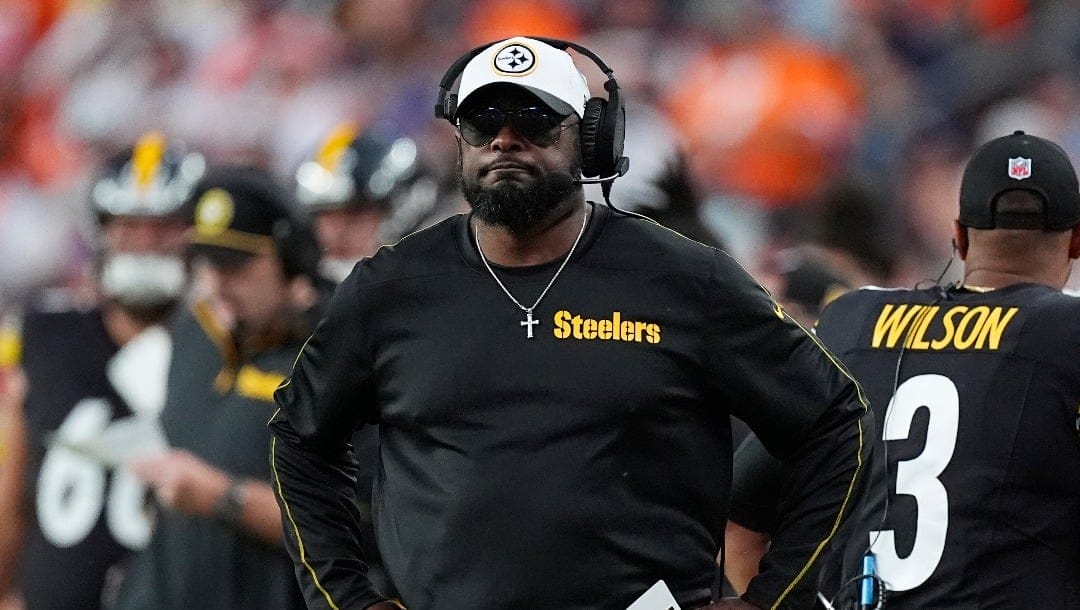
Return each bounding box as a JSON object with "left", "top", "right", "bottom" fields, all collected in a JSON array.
[{"left": 871, "top": 303, "right": 1019, "bottom": 351}]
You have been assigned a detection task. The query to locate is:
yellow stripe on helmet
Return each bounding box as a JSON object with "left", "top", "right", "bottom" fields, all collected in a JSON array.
[
  {"left": 131, "top": 132, "right": 168, "bottom": 193},
  {"left": 315, "top": 122, "right": 360, "bottom": 171}
]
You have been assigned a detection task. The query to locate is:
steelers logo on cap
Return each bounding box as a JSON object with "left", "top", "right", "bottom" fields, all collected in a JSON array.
[
  {"left": 492, "top": 42, "right": 537, "bottom": 76},
  {"left": 194, "top": 188, "right": 235, "bottom": 236}
]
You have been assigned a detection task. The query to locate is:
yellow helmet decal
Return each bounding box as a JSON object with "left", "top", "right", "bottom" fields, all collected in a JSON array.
[
  {"left": 316, "top": 122, "right": 361, "bottom": 171},
  {"left": 131, "top": 132, "right": 168, "bottom": 194}
]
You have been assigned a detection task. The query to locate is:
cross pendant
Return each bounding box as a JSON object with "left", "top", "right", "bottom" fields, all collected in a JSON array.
[{"left": 521, "top": 310, "right": 540, "bottom": 339}]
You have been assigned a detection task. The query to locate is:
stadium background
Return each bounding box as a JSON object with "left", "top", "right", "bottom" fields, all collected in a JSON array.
[{"left": 3, "top": 0, "right": 1080, "bottom": 305}]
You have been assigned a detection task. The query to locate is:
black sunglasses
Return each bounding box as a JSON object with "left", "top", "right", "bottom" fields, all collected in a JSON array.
[{"left": 456, "top": 106, "right": 576, "bottom": 148}]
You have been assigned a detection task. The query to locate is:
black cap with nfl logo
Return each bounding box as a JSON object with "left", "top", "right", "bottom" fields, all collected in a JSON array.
[{"left": 959, "top": 130, "right": 1080, "bottom": 230}]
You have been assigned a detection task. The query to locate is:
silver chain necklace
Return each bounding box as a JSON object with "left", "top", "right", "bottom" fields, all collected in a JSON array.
[{"left": 474, "top": 209, "right": 588, "bottom": 339}]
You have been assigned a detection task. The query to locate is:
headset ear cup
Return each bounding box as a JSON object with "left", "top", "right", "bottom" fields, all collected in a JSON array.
[
  {"left": 610, "top": 101, "right": 626, "bottom": 174},
  {"left": 580, "top": 97, "right": 607, "bottom": 178}
]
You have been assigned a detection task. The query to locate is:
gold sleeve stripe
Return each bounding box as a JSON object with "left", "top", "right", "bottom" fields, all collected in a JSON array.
[
  {"left": 271, "top": 436, "right": 341, "bottom": 610},
  {"left": 790, "top": 311, "right": 872, "bottom": 412},
  {"left": 771, "top": 420, "right": 865, "bottom": 609},
  {"left": 275, "top": 333, "right": 315, "bottom": 394},
  {"left": 769, "top": 314, "right": 870, "bottom": 609}
]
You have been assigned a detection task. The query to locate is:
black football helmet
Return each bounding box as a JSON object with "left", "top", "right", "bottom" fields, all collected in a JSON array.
[
  {"left": 91, "top": 132, "right": 206, "bottom": 222},
  {"left": 91, "top": 132, "right": 203, "bottom": 311},
  {"left": 295, "top": 122, "right": 443, "bottom": 241}
]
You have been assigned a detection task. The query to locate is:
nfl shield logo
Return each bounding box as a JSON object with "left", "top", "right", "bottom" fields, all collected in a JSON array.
[{"left": 1008, "top": 157, "right": 1031, "bottom": 180}]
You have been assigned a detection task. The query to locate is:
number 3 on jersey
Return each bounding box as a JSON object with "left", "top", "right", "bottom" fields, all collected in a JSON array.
[
  {"left": 36, "top": 398, "right": 153, "bottom": 549},
  {"left": 869, "top": 374, "right": 959, "bottom": 591}
]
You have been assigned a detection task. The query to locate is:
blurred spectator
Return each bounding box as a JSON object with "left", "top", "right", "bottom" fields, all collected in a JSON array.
[
  {"left": 754, "top": 175, "right": 902, "bottom": 326},
  {"left": 166, "top": 3, "right": 359, "bottom": 175},
  {"left": 659, "top": 4, "right": 867, "bottom": 267},
  {"left": 644, "top": 151, "right": 725, "bottom": 248},
  {"left": 801, "top": 177, "right": 902, "bottom": 286},
  {"left": 332, "top": 0, "right": 460, "bottom": 140},
  {"left": 0, "top": 185, "right": 87, "bottom": 307},
  {"left": 22, "top": 1, "right": 188, "bottom": 164},
  {"left": 664, "top": 6, "right": 864, "bottom": 210},
  {"left": 895, "top": 132, "right": 969, "bottom": 286},
  {"left": 462, "top": 0, "right": 583, "bottom": 45}
]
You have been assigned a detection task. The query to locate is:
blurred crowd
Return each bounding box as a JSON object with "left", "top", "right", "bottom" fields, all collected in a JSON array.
[{"left": 3, "top": 0, "right": 1080, "bottom": 307}]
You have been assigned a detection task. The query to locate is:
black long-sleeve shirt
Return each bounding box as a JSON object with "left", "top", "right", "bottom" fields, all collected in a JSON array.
[{"left": 270, "top": 202, "right": 871, "bottom": 610}]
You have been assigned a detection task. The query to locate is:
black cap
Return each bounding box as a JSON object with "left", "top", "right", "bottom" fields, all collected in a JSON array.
[
  {"left": 187, "top": 166, "right": 294, "bottom": 269},
  {"left": 959, "top": 130, "right": 1080, "bottom": 230}
]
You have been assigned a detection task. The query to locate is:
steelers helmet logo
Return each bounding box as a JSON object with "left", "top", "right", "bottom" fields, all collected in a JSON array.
[
  {"left": 492, "top": 43, "right": 537, "bottom": 76},
  {"left": 194, "top": 188, "right": 234, "bottom": 236}
]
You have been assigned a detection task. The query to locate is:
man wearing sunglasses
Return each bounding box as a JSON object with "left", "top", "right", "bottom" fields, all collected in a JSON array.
[
  {"left": 454, "top": 85, "right": 585, "bottom": 237},
  {"left": 269, "top": 36, "right": 872, "bottom": 610}
]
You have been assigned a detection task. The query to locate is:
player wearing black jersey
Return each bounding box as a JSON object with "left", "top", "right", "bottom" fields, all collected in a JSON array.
[
  {"left": 0, "top": 133, "right": 197, "bottom": 609},
  {"left": 825, "top": 130, "right": 1080, "bottom": 608},
  {"left": 730, "top": 130, "right": 1080, "bottom": 608},
  {"left": 269, "top": 36, "right": 872, "bottom": 610}
]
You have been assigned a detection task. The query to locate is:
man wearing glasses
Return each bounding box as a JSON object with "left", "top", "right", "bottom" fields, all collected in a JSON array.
[{"left": 269, "top": 36, "right": 872, "bottom": 610}]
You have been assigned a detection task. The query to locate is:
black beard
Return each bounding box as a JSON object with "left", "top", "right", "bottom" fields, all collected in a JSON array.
[{"left": 458, "top": 155, "right": 579, "bottom": 236}]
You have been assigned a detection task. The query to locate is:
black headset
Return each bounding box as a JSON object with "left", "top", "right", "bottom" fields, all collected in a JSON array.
[{"left": 434, "top": 37, "right": 629, "bottom": 183}]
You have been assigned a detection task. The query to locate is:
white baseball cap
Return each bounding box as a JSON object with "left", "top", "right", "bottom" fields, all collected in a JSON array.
[{"left": 456, "top": 37, "right": 590, "bottom": 118}]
